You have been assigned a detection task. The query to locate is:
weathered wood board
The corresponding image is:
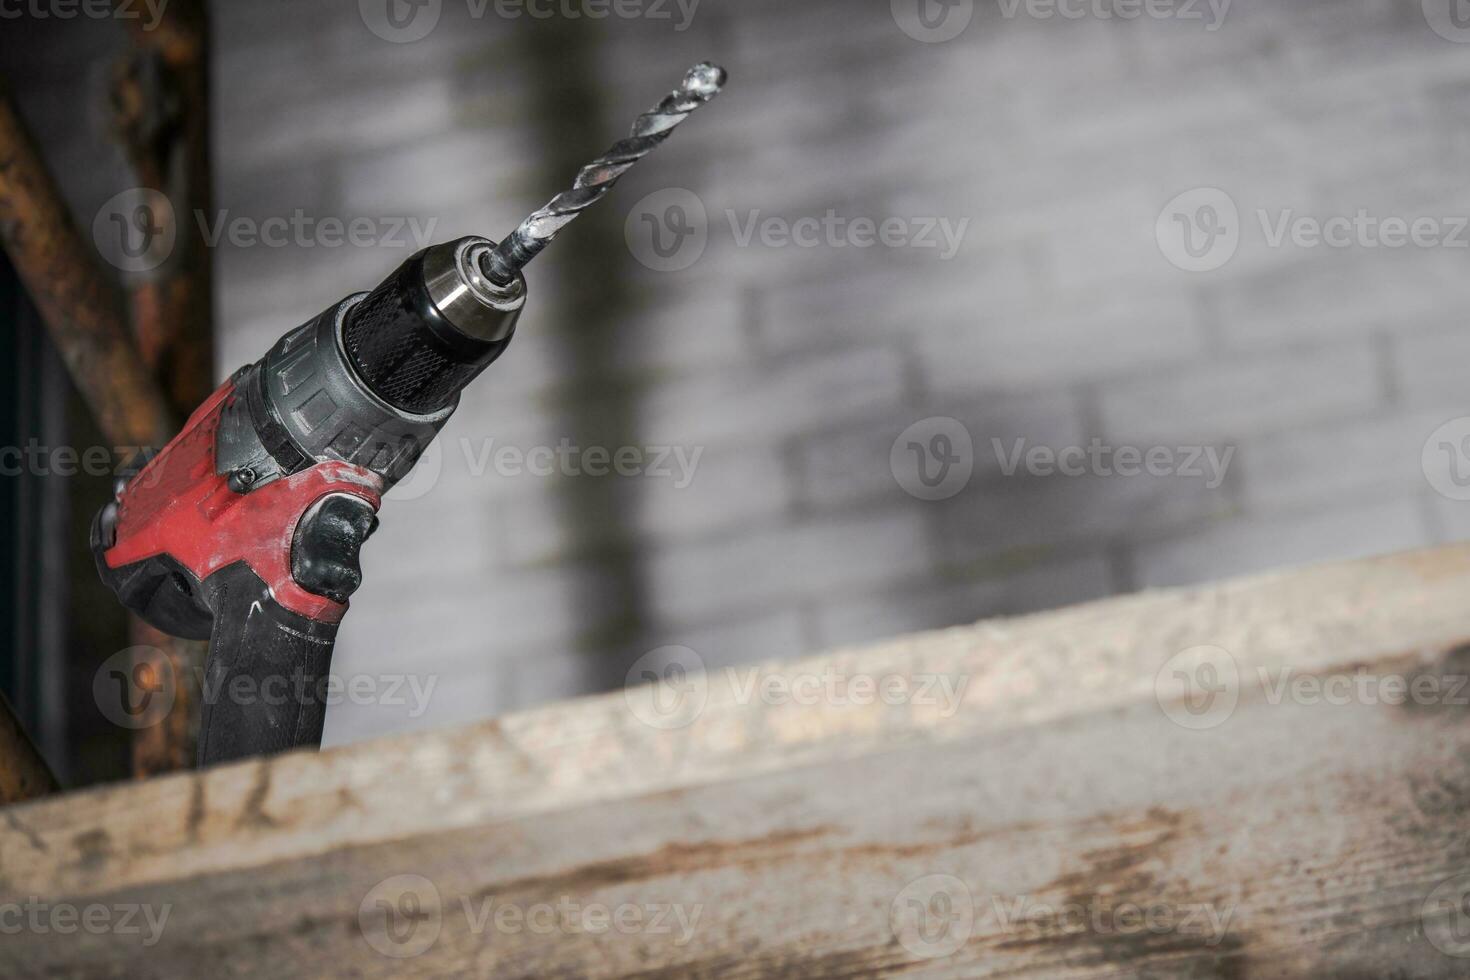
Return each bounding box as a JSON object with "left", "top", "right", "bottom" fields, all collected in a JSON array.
[{"left": 5, "top": 546, "right": 1470, "bottom": 977}]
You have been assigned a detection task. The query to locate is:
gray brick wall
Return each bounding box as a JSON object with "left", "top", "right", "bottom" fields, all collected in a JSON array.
[{"left": 9, "top": 0, "right": 1470, "bottom": 746}]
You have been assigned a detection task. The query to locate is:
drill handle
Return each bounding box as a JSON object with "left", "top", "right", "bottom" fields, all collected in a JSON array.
[
  {"left": 195, "top": 492, "right": 379, "bottom": 768},
  {"left": 197, "top": 564, "right": 341, "bottom": 766}
]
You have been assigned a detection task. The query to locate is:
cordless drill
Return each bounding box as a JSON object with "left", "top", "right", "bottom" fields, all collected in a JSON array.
[{"left": 91, "top": 63, "right": 727, "bottom": 767}]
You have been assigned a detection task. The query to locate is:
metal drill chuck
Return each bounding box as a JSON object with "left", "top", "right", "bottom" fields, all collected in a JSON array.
[{"left": 341, "top": 237, "right": 524, "bottom": 416}]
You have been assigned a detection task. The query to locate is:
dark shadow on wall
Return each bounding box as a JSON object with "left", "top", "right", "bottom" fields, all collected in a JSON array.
[{"left": 519, "top": 20, "right": 652, "bottom": 693}]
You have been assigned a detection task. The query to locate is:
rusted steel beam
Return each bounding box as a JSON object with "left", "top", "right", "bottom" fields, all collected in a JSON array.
[
  {"left": 110, "top": 0, "right": 213, "bottom": 409},
  {"left": 0, "top": 689, "right": 58, "bottom": 805},
  {"left": 0, "top": 87, "right": 175, "bottom": 451},
  {"left": 0, "top": 83, "right": 182, "bottom": 789},
  {"left": 109, "top": 0, "right": 215, "bottom": 778}
]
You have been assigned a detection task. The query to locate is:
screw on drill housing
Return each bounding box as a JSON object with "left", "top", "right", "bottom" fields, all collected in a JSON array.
[{"left": 478, "top": 61, "right": 728, "bottom": 286}]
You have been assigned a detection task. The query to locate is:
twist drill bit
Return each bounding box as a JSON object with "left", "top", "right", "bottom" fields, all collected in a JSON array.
[{"left": 481, "top": 61, "right": 727, "bottom": 285}]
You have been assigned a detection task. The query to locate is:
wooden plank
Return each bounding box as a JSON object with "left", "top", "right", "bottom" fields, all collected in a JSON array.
[{"left": 5, "top": 545, "right": 1470, "bottom": 977}]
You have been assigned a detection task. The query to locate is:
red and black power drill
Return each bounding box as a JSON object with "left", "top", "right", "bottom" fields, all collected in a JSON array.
[{"left": 90, "top": 63, "right": 727, "bottom": 767}]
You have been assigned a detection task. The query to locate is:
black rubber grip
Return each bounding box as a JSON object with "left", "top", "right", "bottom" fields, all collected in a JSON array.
[
  {"left": 341, "top": 251, "right": 507, "bottom": 415},
  {"left": 197, "top": 563, "right": 339, "bottom": 767}
]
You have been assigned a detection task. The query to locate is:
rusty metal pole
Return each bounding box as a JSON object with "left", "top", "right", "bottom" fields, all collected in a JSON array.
[
  {"left": 110, "top": 0, "right": 213, "bottom": 405},
  {"left": 109, "top": 0, "right": 214, "bottom": 777},
  {"left": 0, "top": 88, "right": 175, "bottom": 451},
  {"left": 0, "top": 690, "right": 58, "bottom": 805},
  {"left": 0, "top": 84, "right": 183, "bottom": 798}
]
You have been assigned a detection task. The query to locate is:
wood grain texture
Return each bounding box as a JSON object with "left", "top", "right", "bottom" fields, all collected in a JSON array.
[{"left": 5, "top": 545, "right": 1470, "bottom": 977}]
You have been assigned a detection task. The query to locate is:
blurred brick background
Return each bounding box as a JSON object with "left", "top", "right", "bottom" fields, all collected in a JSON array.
[{"left": 6, "top": 0, "right": 1470, "bottom": 746}]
